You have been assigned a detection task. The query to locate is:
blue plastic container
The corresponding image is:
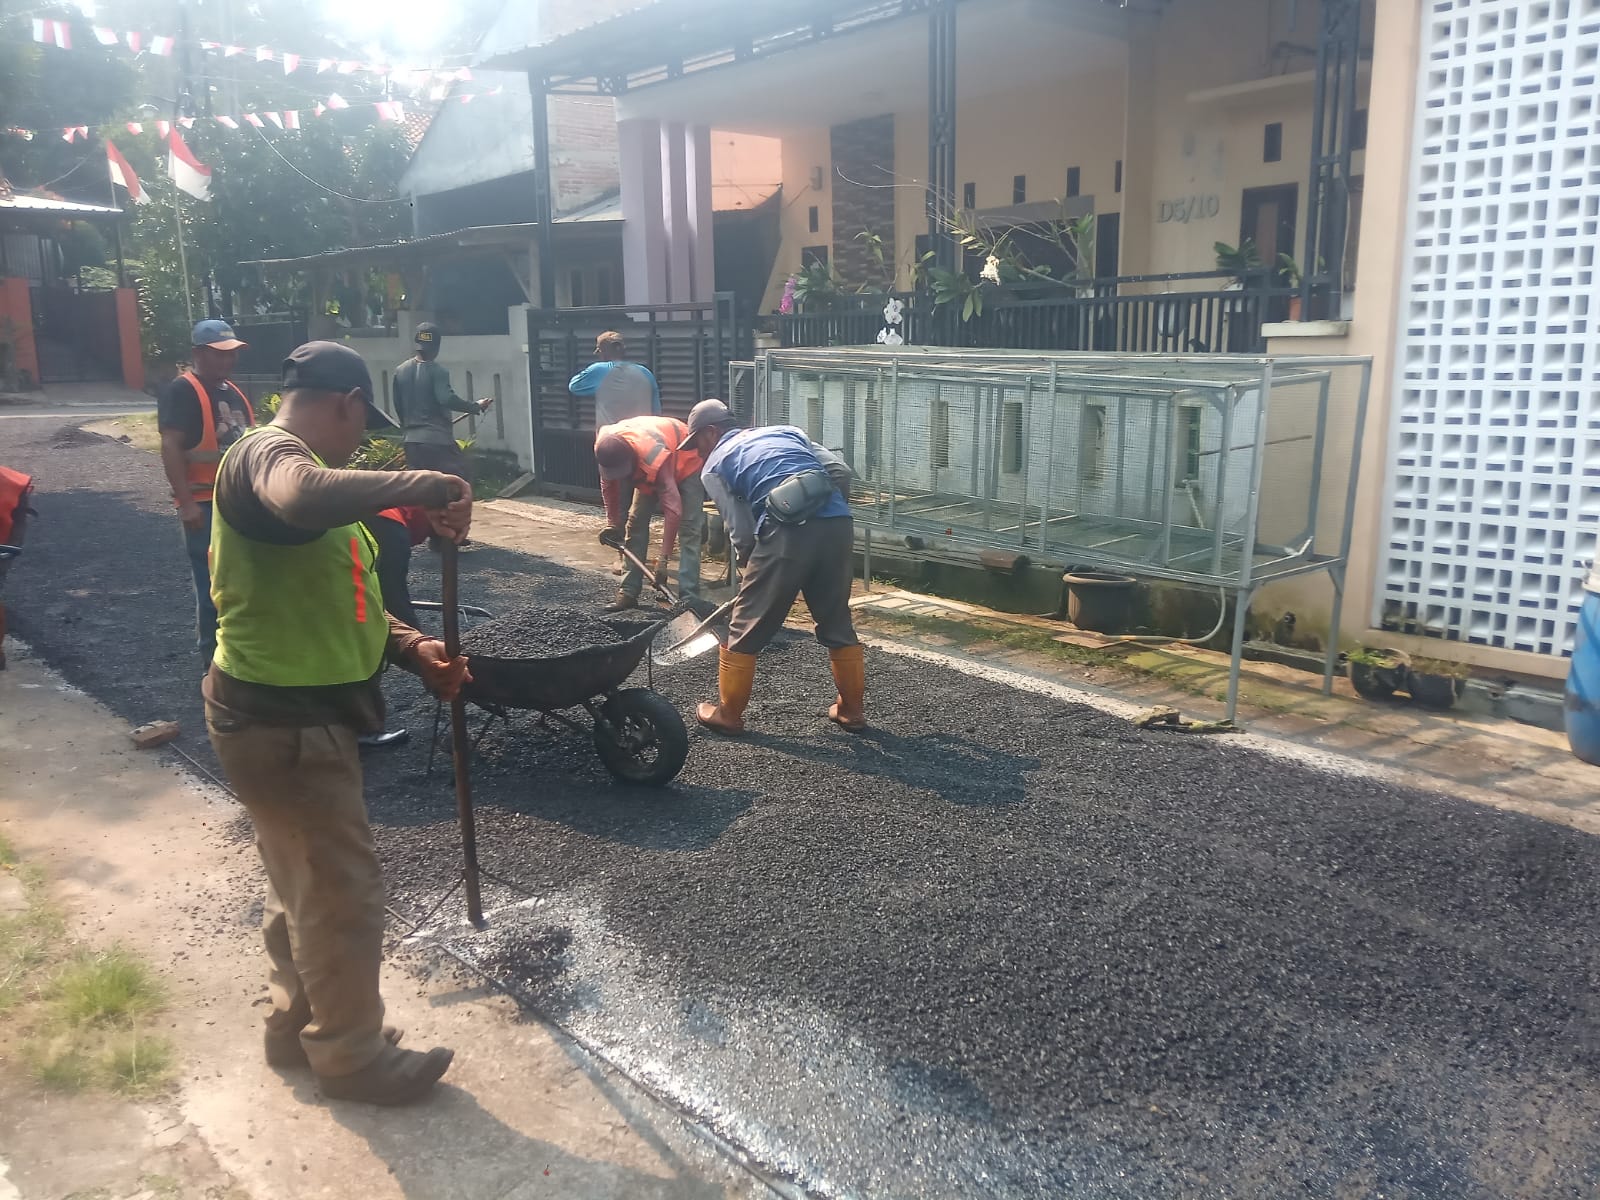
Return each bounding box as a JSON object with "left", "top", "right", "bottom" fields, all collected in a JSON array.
[{"left": 1566, "top": 590, "right": 1600, "bottom": 766}]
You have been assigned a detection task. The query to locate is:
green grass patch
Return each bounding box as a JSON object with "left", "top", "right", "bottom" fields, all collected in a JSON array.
[
  {"left": 103, "top": 1030, "right": 177, "bottom": 1096},
  {"left": 54, "top": 949, "right": 165, "bottom": 1027},
  {"left": 0, "top": 843, "right": 177, "bottom": 1096}
]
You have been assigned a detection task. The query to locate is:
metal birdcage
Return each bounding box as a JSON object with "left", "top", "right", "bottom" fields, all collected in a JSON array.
[{"left": 754, "top": 347, "right": 1373, "bottom": 721}]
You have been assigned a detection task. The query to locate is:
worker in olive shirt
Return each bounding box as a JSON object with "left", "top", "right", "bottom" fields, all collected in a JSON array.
[
  {"left": 158, "top": 319, "right": 254, "bottom": 663},
  {"left": 683, "top": 399, "right": 866, "bottom": 735},
  {"left": 206, "top": 341, "right": 472, "bottom": 1106},
  {"left": 393, "top": 322, "right": 491, "bottom": 481}
]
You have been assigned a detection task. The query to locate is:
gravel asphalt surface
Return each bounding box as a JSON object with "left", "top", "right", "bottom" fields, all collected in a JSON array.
[{"left": 7, "top": 417, "right": 1600, "bottom": 1199}]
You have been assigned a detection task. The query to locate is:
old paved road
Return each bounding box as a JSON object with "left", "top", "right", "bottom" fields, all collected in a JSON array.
[{"left": 7, "top": 414, "right": 1600, "bottom": 1199}]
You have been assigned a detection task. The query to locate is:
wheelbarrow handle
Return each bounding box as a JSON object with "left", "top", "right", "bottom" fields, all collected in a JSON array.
[
  {"left": 0, "top": 545, "right": 20, "bottom": 562},
  {"left": 412, "top": 600, "right": 494, "bottom": 619},
  {"left": 615, "top": 543, "right": 678, "bottom": 605}
]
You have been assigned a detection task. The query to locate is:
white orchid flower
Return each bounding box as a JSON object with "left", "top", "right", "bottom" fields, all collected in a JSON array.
[
  {"left": 882, "top": 298, "right": 904, "bottom": 325},
  {"left": 980, "top": 255, "right": 1002, "bottom": 285}
]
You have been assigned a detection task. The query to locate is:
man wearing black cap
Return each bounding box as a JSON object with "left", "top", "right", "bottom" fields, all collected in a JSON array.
[
  {"left": 205, "top": 340, "right": 472, "bottom": 1106},
  {"left": 158, "top": 318, "right": 254, "bottom": 663},
  {"left": 393, "top": 322, "right": 491, "bottom": 482}
]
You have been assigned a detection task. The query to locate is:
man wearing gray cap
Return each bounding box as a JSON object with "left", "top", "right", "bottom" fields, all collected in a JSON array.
[{"left": 205, "top": 340, "right": 472, "bottom": 1106}]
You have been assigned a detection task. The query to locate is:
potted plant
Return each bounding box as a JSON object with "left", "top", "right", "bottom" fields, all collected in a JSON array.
[
  {"left": 1347, "top": 646, "right": 1410, "bottom": 700},
  {"left": 1405, "top": 655, "right": 1469, "bottom": 710},
  {"left": 1213, "top": 239, "right": 1262, "bottom": 289},
  {"left": 1277, "top": 253, "right": 1305, "bottom": 321}
]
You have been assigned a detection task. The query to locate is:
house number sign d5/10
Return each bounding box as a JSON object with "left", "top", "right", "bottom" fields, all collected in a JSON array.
[{"left": 1158, "top": 195, "right": 1221, "bottom": 224}]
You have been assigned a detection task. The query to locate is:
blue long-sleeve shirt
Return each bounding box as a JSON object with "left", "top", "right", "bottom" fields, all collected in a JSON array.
[{"left": 569, "top": 360, "right": 661, "bottom": 422}]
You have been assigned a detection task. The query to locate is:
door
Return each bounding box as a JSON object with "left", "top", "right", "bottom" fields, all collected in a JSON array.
[{"left": 1239, "top": 183, "right": 1297, "bottom": 322}]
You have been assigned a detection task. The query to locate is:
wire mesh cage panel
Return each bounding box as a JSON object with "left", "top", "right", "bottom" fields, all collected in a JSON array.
[{"left": 757, "top": 348, "right": 1371, "bottom": 590}]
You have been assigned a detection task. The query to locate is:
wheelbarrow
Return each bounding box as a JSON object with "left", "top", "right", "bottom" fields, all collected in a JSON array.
[{"left": 431, "top": 614, "right": 691, "bottom": 787}]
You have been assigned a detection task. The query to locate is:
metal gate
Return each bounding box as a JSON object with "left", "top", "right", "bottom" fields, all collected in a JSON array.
[
  {"left": 33, "top": 287, "right": 122, "bottom": 384},
  {"left": 526, "top": 294, "right": 747, "bottom": 493}
]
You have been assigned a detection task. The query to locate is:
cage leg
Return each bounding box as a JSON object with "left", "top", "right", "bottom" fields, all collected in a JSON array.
[
  {"left": 1322, "top": 564, "right": 1347, "bottom": 698},
  {"left": 1225, "top": 586, "right": 1256, "bottom": 725}
]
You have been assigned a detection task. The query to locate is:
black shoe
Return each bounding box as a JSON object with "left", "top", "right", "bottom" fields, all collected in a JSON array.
[
  {"left": 357, "top": 728, "right": 410, "bottom": 750},
  {"left": 603, "top": 591, "right": 639, "bottom": 613},
  {"left": 317, "top": 1045, "right": 454, "bottom": 1106}
]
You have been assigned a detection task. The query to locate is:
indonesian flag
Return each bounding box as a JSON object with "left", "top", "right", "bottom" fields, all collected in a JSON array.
[
  {"left": 93, "top": 26, "right": 120, "bottom": 46},
  {"left": 215, "top": 115, "right": 239, "bottom": 129},
  {"left": 167, "top": 130, "right": 212, "bottom": 200},
  {"left": 313, "top": 102, "right": 326, "bottom": 117},
  {"left": 125, "top": 121, "right": 144, "bottom": 134},
  {"left": 223, "top": 44, "right": 244, "bottom": 57},
  {"left": 125, "top": 31, "right": 142, "bottom": 52},
  {"left": 325, "top": 93, "right": 349, "bottom": 110},
  {"left": 106, "top": 141, "right": 148, "bottom": 204},
  {"left": 178, "top": 116, "right": 195, "bottom": 129},
  {"left": 316, "top": 58, "right": 334, "bottom": 74},
  {"left": 283, "top": 110, "right": 301, "bottom": 129},
  {"left": 155, "top": 119, "right": 171, "bottom": 138},
  {"left": 374, "top": 100, "right": 404, "bottom": 122},
  {"left": 31, "top": 19, "right": 72, "bottom": 49},
  {"left": 242, "top": 112, "right": 264, "bottom": 128},
  {"left": 337, "top": 60, "right": 359, "bottom": 74},
  {"left": 62, "top": 125, "right": 87, "bottom": 142},
  {"left": 151, "top": 35, "right": 175, "bottom": 56},
  {"left": 264, "top": 111, "right": 283, "bottom": 129},
  {"left": 281, "top": 53, "right": 300, "bottom": 74},
  {"left": 255, "top": 46, "right": 273, "bottom": 62}
]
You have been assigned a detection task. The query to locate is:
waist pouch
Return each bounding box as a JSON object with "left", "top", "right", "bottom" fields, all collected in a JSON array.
[{"left": 764, "top": 469, "right": 834, "bottom": 526}]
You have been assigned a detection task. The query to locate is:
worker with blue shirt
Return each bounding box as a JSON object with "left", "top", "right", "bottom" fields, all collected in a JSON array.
[
  {"left": 682, "top": 399, "right": 866, "bottom": 735},
  {"left": 569, "top": 331, "right": 660, "bottom": 430}
]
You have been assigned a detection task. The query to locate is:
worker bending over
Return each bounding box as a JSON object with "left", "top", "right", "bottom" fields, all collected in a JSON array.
[
  {"left": 683, "top": 399, "right": 866, "bottom": 734},
  {"left": 206, "top": 341, "right": 472, "bottom": 1106},
  {"left": 595, "top": 414, "right": 706, "bottom": 610}
]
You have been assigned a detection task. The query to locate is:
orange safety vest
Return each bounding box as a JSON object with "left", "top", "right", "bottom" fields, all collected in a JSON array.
[
  {"left": 179, "top": 371, "right": 254, "bottom": 505},
  {"left": 0, "top": 465, "right": 32, "bottom": 546},
  {"left": 607, "top": 416, "right": 704, "bottom": 490}
]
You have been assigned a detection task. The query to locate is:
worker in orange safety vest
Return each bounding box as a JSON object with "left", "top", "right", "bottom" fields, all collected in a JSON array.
[
  {"left": 158, "top": 319, "right": 255, "bottom": 663},
  {"left": 594, "top": 414, "right": 706, "bottom": 610}
]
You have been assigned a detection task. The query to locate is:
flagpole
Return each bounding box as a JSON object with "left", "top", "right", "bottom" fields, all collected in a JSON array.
[
  {"left": 103, "top": 135, "right": 127, "bottom": 286},
  {"left": 173, "top": 189, "right": 195, "bottom": 328}
]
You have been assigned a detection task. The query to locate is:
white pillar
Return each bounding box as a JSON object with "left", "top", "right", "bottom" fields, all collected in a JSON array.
[
  {"left": 619, "top": 118, "right": 668, "bottom": 304},
  {"left": 685, "top": 125, "right": 716, "bottom": 301},
  {"left": 661, "top": 121, "right": 694, "bottom": 303}
]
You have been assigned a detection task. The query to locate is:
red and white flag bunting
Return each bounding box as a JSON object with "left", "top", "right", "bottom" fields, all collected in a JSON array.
[
  {"left": 151, "top": 35, "right": 176, "bottom": 56},
  {"left": 284, "top": 111, "right": 301, "bottom": 130},
  {"left": 32, "top": 19, "right": 72, "bottom": 49},
  {"left": 93, "top": 26, "right": 120, "bottom": 46},
  {"left": 325, "top": 93, "right": 350, "bottom": 110},
  {"left": 62, "top": 125, "right": 88, "bottom": 142},
  {"left": 264, "top": 112, "right": 284, "bottom": 129},
  {"left": 125, "top": 121, "right": 144, "bottom": 134},
  {"left": 215, "top": 115, "right": 239, "bottom": 129},
  {"left": 125, "top": 31, "right": 142, "bottom": 52},
  {"left": 242, "top": 113, "right": 264, "bottom": 128},
  {"left": 281, "top": 53, "right": 300, "bottom": 74},
  {"left": 374, "top": 101, "right": 404, "bottom": 122},
  {"left": 156, "top": 120, "right": 172, "bottom": 138}
]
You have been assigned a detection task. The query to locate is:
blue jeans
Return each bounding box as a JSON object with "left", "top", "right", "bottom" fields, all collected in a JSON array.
[{"left": 184, "top": 501, "right": 217, "bottom": 663}]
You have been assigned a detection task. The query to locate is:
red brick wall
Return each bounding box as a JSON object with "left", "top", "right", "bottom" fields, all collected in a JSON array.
[
  {"left": 550, "top": 95, "right": 619, "bottom": 214},
  {"left": 0, "top": 278, "right": 39, "bottom": 389}
]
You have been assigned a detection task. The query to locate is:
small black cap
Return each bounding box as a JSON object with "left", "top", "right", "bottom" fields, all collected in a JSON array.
[
  {"left": 414, "top": 322, "right": 440, "bottom": 347},
  {"left": 281, "top": 341, "right": 396, "bottom": 431}
]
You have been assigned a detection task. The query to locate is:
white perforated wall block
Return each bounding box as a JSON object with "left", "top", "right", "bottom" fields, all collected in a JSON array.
[{"left": 1380, "top": 0, "right": 1600, "bottom": 656}]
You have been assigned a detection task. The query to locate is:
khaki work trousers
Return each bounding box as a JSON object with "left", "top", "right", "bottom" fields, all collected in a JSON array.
[{"left": 206, "top": 708, "right": 388, "bottom": 1077}]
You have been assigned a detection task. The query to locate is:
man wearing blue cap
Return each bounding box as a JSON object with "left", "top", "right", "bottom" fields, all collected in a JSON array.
[{"left": 159, "top": 319, "right": 253, "bottom": 663}]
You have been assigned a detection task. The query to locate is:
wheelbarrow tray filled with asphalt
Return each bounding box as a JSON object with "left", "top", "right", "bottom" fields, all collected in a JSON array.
[{"left": 449, "top": 615, "right": 690, "bottom": 787}]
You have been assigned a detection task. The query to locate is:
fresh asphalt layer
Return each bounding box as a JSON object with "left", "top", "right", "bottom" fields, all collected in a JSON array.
[{"left": 6, "top": 416, "right": 1600, "bottom": 1199}]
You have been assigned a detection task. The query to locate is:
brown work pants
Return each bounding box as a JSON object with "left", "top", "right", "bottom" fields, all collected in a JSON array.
[
  {"left": 726, "top": 515, "right": 859, "bottom": 655},
  {"left": 206, "top": 709, "right": 388, "bottom": 1077}
]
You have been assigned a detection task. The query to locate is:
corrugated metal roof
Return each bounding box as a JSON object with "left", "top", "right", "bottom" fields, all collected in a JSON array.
[{"left": 0, "top": 192, "right": 123, "bottom": 216}]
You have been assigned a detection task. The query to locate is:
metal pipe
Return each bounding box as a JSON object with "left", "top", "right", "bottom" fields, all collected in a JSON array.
[
  {"left": 1224, "top": 584, "right": 1255, "bottom": 723},
  {"left": 440, "top": 540, "right": 485, "bottom": 928},
  {"left": 1210, "top": 384, "right": 1236, "bottom": 576},
  {"left": 1322, "top": 562, "right": 1346, "bottom": 697},
  {"left": 1039, "top": 361, "right": 1058, "bottom": 553},
  {"left": 1302, "top": 369, "right": 1332, "bottom": 551}
]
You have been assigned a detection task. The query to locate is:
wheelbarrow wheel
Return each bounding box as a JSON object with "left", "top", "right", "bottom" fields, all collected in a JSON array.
[{"left": 593, "top": 688, "right": 688, "bottom": 786}]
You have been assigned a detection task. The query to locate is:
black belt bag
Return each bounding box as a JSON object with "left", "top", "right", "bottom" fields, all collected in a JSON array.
[{"left": 764, "top": 469, "right": 834, "bottom": 526}]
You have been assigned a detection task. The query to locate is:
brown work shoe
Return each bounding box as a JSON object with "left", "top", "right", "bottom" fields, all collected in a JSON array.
[
  {"left": 317, "top": 1044, "right": 454, "bottom": 1106},
  {"left": 265, "top": 1023, "right": 404, "bottom": 1070},
  {"left": 603, "top": 590, "right": 639, "bottom": 613}
]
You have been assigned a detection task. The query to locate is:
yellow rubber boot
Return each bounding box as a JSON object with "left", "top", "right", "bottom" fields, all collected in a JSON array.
[
  {"left": 696, "top": 648, "right": 757, "bottom": 735},
  {"left": 826, "top": 643, "right": 867, "bottom": 731}
]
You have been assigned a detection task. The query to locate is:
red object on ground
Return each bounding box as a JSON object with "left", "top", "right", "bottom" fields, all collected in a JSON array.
[{"left": 0, "top": 465, "right": 32, "bottom": 546}]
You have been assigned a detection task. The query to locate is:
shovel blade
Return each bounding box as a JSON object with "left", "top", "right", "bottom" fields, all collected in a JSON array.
[{"left": 651, "top": 612, "right": 727, "bottom": 667}]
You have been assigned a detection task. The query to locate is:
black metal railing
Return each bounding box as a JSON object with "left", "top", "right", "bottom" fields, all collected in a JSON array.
[{"left": 775, "top": 271, "right": 1294, "bottom": 354}]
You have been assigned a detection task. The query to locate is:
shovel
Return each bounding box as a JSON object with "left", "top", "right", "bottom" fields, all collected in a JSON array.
[
  {"left": 652, "top": 596, "right": 735, "bottom": 667},
  {"left": 610, "top": 542, "right": 733, "bottom": 665}
]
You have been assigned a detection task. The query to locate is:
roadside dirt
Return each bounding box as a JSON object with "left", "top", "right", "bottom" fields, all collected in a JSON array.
[{"left": 0, "top": 643, "right": 765, "bottom": 1200}]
